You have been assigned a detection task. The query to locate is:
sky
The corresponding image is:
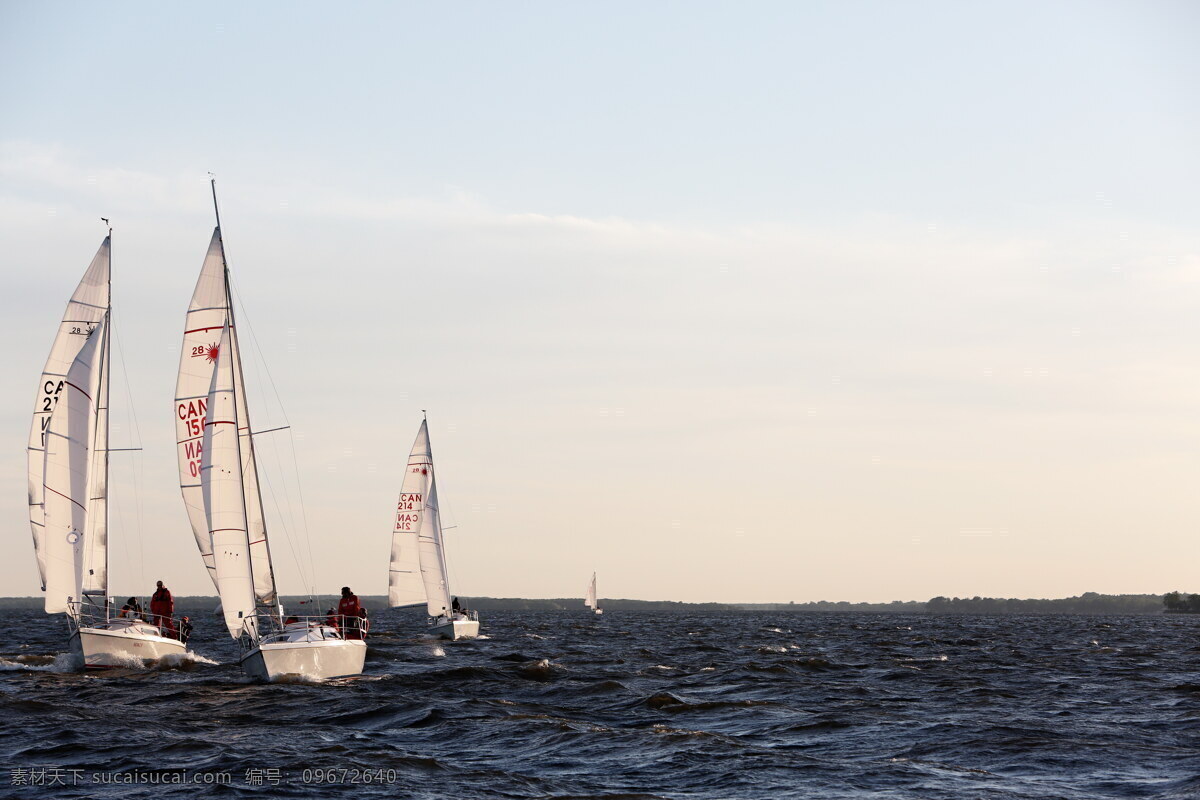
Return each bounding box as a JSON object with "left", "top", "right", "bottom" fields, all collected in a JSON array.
[{"left": 2, "top": 1, "right": 1199, "bottom": 604}]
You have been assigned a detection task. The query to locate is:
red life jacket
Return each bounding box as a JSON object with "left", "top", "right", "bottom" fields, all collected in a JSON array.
[
  {"left": 151, "top": 588, "right": 173, "bottom": 615},
  {"left": 338, "top": 595, "right": 361, "bottom": 617}
]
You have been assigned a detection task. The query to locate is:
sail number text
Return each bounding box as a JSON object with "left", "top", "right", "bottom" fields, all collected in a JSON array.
[
  {"left": 177, "top": 397, "right": 208, "bottom": 477},
  {"left": 395, "top": 493, "right": 422, "bottom": 531},
  {"left": 37, "top": 380, "right": 65, "bottom": 445}
]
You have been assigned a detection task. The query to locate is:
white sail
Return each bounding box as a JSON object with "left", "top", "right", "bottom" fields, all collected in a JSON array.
[
  {"left": 585, "top": 573, "right": 597, "bottom": 609},
  {"left": 42, "top": 318, "right": 106, "bottom": 614},
  {"left": 28, "top": 238, "right": 109, "bottom": 590},
  {"left": 419, "top": 474, "right": 453, "bottom": 617},
  {"left": 175, "top": 228, "right": 276, "bottom": 605},
  {"left": 388, "top": 422, "right": 431, "bottom": 607},
  {"left": 81, "top": 319, "right": 110, "bottom": 597},
  {"left": 201, "top": 324, "right": 258, "bottom": 639}
]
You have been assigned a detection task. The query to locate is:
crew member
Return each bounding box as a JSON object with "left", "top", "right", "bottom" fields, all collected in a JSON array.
[
  {"left": 338, "top": 587, "right": 362, "bottom": 639},
  {"left": 122, "top": 597, "right": 143, "bottom": 619},
  {"left": 178, "top": 616, "right": 193, "bottom": 644},
  {"left": 150, "top": 580, "right": 175, "bottom": 636}
]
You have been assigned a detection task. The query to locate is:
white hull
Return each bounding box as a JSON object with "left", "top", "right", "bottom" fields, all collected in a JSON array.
[
  {"left": 239, "top": 638, "right": 366, "bottom": 682},
  {"left": 430, "top": 618, "right": 480, "bottom": 640},
  {"left": 594, "top": 609, "right": 603, "bottom": 615},
  {"left": 70, "top": 624, "right": 187, "bottom": 668}
]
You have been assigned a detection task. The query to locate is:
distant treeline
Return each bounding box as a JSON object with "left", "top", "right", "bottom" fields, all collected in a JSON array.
[
  {"left": 1163, "top": 592, "right": 1200, "bottom": 614},
  {"left": 0, "top": 592, "right": 1180, "bottom": 614},
  {"left": 924, "top": 592, "right": 1165, "bottom": 615}
]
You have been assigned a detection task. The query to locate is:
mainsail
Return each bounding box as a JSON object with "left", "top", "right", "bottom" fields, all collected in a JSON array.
[
  {"left": 174, "top": 227, "right": 276, "bottom": 606},
  {"left": 201, "top": 324, "right": 258, "bottom": 638},
  {"left": 42, "top": 317, "right": 107, "bottom": 614},
  {"left": 388, "top": 420, "right": 453, "bottom": 616},
  {"left": 388, "top": 422, "right": 430, "bottom": 607},
  {"left": 28, "top": 238, "right": 109, "bottom": 590},
  {"left": 585, "top": 573, "right": 598, "bottom": 610}
]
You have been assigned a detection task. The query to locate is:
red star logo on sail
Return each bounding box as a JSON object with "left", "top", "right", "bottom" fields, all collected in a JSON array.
[{"left": 205, "top": 343, "right": 220, "bottom": 363}]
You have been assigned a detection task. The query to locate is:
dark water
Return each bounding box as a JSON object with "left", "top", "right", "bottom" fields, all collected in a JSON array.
[{"left": 1, "top": 609, "right": 1199, "bottom": 798}]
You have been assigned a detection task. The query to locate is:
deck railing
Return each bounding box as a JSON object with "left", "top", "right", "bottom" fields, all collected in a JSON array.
[
  {"left": 429, "top": 609, "right": 479, "bottom": 625},
  {"left": 65, "top": 600, "right": 189, "bottom": 641},
  {"left": 234, "top": 613, "right": 368, "bottom": 653}
]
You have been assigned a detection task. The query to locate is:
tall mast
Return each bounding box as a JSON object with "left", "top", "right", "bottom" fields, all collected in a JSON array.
[
  {"left": 209, "top": 177, "right": 282, "bottom": 619},
  {"left": 210, "top": 175, "right": 222, "bottom": 231},
  {"left": 99, "top": 219, "right": 112, "bottom": 614},
  {"left": 81, "top": 218, "right": 113, "bottom": 614}
]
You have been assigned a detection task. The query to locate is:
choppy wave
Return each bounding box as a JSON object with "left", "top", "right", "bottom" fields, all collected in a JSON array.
[
  {"left": 0, "top": 652, "right": 79, "bottom": 673},
  {"left": 0, "top": 609, "right": 1198, "bottom": 798}
]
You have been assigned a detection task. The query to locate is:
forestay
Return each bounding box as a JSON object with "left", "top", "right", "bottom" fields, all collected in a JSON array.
[
  {"left": 28, "top": 238, "right": 109, "bottom": 590},
  {"left": 174, "top": 228, "right": 276, "bottom": 605}
]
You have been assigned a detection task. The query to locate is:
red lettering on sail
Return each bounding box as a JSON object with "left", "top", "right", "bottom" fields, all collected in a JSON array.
[
  {"left": 394, "top": 493, "right": 424, "bottom": 531},
  {"left": 178, "top": 398, "right": 209, "bottom": 478}
]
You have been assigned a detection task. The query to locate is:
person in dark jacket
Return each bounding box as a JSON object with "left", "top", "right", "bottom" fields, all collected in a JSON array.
[{"left": 121, "top": 598, "right": 143, "bottom": 619}]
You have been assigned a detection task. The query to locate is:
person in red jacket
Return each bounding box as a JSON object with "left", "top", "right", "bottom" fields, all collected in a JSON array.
[
  {"left": 338, "top": 587, "right": 362, "bottom": 639},
  {"left": 150, "top": 581, "right": 175, "bottom": 637}
]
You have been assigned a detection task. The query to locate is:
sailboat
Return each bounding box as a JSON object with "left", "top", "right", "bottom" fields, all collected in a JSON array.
[
  {"left": 585, "top": 572, "right": 602, "bottom": 615},
  {"left": 32, "top": 230, "right": 187, "bottom": 667},
  {"left": 173, "top": 182, "right": 365, "bottom": 681},
  {"left": 388, "top": 417, "right": 480, "bottom": 640}
]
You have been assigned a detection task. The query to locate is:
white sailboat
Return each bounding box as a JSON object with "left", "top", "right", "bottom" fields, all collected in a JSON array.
[
  {"left": 585, "top": 572, "right": 602, "bottom": 615},
  {"left": 174, "top": 183, "right": 365, "bottom": 681},
  {"left": 33, "top": 231, "right": 187, "bottom": 667},
  {"left": 388, "top": 417, "right": 480, "bottom": 640}
]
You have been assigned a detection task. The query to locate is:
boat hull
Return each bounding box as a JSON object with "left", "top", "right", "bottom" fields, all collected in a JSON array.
[
  {"left": 239, "top": 639, "right": 366, "bottom": 682},
  {"left": 431, "top": 618, "right": 480, "bottom": 640},
  {"left": 70, "top": 625, "right": 187, "bottom": 668}
]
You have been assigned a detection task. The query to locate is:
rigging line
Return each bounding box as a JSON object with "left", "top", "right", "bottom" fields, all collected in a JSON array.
[
  {"left": 264, "top": 426, "right": 313, "bottom": 599},
  {"left": 437, "top": 469, "right": 464, "bottom": 599},
  {"left": 250, "top": 440, "right": 312, "bottom": 604},
  {"left": 111, "top": 314, "right": 146, "bottom": 590},
  {"left": 270, "top": 435, "right": 315, "bottom": 607},
  {"left": 226, "top": 275, "right": 318, "bottom": 597},
  {"left": 252, "top": 365, "right": 312, "bottom": 598}
]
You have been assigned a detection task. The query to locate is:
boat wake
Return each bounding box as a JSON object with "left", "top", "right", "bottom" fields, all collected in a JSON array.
[
  {"left": 152, "top": 651, "right": 221, "bottom": 670},
  {"left": 269, "top": 672, "right": 326, "bottom": 685}
]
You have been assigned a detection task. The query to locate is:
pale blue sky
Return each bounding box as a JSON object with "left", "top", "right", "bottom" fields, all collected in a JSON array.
[{"left": 2, "top": 1, "right": 1199, "bottom": 603}]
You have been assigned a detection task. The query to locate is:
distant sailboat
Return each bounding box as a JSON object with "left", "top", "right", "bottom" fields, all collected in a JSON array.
[
  {"left": 585, "top": 573, "right": 602, "bottom": 615},
  {"left": 174, "top": 181, "right": 366, "bottom": 681},
  {"left": 388, "top": 417, "right": 480, "bottom": 640},
  {"left": 33, "top": 230, "right": 187, "bottom": 667}
]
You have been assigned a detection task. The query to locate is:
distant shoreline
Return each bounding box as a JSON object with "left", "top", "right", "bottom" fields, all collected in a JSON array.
[{"left": 0, "top": 592, "right": 1177, "bottom": 614}]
